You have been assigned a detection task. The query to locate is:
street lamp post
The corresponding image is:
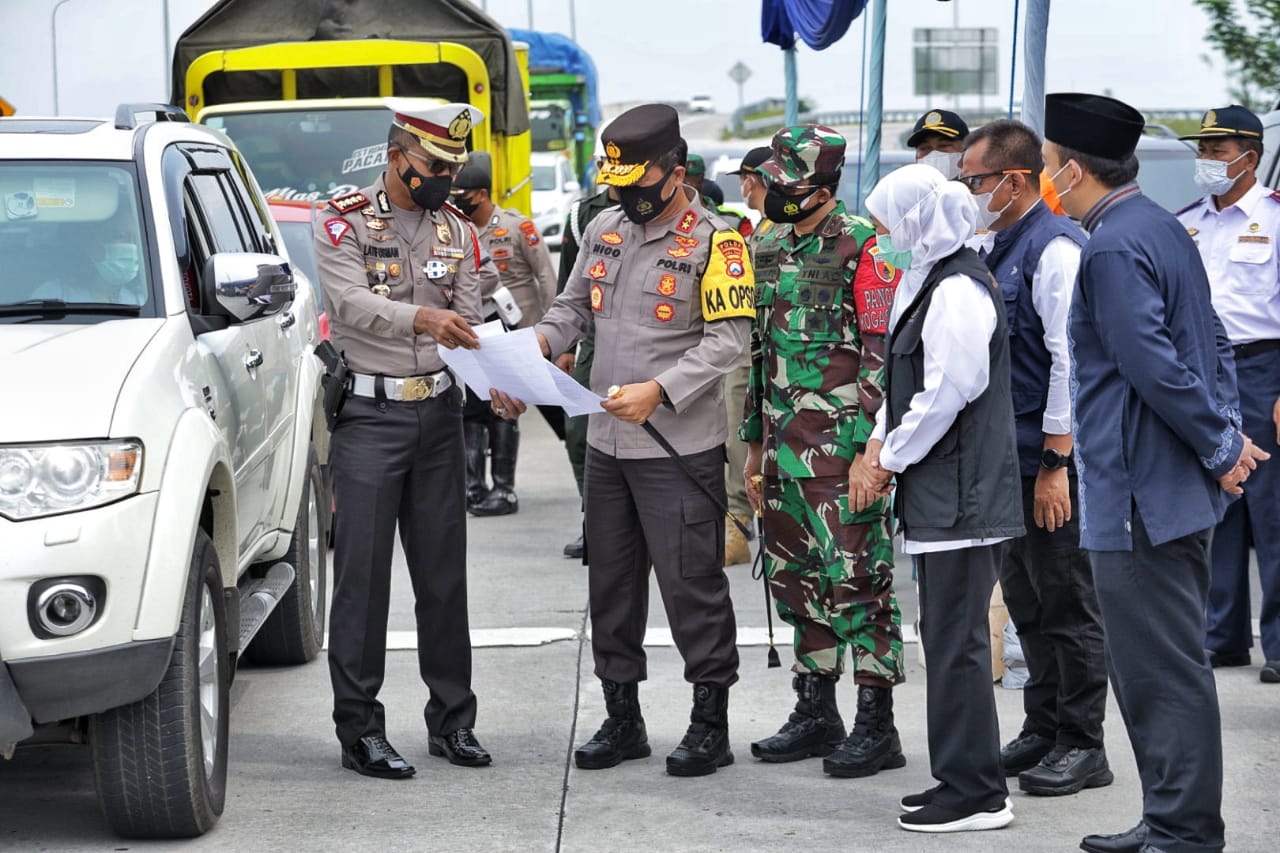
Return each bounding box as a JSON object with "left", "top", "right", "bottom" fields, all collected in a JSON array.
[{"left": 50, "top": 0, "right": 79, "bottom": 116}]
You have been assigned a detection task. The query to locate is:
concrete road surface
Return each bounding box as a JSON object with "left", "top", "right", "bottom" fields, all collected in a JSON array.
[{"left": 3, "top": 415, "right": 1277, "bottom": 852}]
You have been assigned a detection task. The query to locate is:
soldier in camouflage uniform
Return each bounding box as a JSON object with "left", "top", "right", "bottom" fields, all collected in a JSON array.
[{"left": 741, "top": 125, "right": 906, "bottom": 778}]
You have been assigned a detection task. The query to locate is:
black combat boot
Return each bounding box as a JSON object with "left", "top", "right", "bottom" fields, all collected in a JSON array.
[
  {"left": 750, "top": 673, "right": 845, "bottom": 762},
  {"left": 667, "top": 683, "right": 733, "bottom": 777},
  {"left": 471, "top": 419, "right": 519, "bottom": 516},
  {"left": 463, "top": 420, "right": 489, "bottom": 512},
  {"left": 574, "top": 680, "right": 651, "bottom": 770},
  {"left": 823, "top": 684, "right": 906, "bottom": 777}
]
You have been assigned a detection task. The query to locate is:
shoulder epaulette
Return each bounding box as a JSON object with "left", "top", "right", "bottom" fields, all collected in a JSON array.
[
  {"left": 1175, "top": 197, "right": 1207, "bottom": 216},
  {"left": 1269, "top": 190, "right": 1280, "bottom": 204},
  {"left": 328, "top": 191, "right": 371, "bottom": 214}
]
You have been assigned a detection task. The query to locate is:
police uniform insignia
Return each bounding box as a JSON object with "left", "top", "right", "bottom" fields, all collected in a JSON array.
[
  {"left": 1186, "top": 227, "right": 1199, "bottom": 237},
  {"left": 367, "top": 232, "right": 394, "bottom": 242},
  {"left": 1249, "top": 222, "right": 1260, "bottom": 232},
  {"left": 588, "top": 259, "right": 609, "bottom": 279},
  {"left": 677, "top": 210, "right": 698, "bottom": 234},
  {"left": 497, "top": 261, "right": 509, "bottom": 272},
  {"left": 425, "top": 260, "right": 449, "bottom": 279},
  {"left": 389, "top": 263, "right": 402, "bottom": 277},
  {"left": 654, "top": 302, "right": 676, "bottom": 322},
  {"left": 667, "top": 246, "right": 692, "bottom": 258},
  {"left": 590, "top": 283, "right": 604, "bottom": 311},
  {"left": 329, "top": 191, "right": 370, "bottom": 214},
  {"left": 925, "top": 111, "right": 943, "bottom": 127},
  {"left": 701, "top": 230, "right": 756, "bottom": 321},
  {"left": 494, "top": 227, "right": 509, "bottom": 237},
  {"left": 492, "top": 247, "right": 512, "bottom": 260},
  {"left": 716, "top": 237, "right": 747, "bottom": 279},
  {"left": 374, "top": 261, "right": 386, "bottom": 272},
  {"left": 371, "top": 284, "right": 391, "bottom": 297},
  {"left": 433, "top": 246, "right": 466, "bottom": 259},
  {"left": 657, "top": 273, "right": 678, "bottom": 296},
  {"left": 376, "top": 190, "right": 392, "bottom": 214},
  {"left": 673, "top": 235, "right": 699, "bottom": 249},
  {"left": 436, "top": 220, "right": 452, "bottom": 245},
  {"left": 448, "top": 109, "right": 473, "bottom": 141},
  {"left": 606, "top": 141, "right": 621, "bottom": 160},
  {"left": 519, "top": 220, "right": 541, "bottom": 246},
  {"left": 600, "top": 231, "right": 624, "bottom": 245},
  {"left": 360, "top": 206, "right": 376, "bottom": 216},
  {"left": 1204, "top": 109, "right": 1218, "bottom": 127},
  {"left": 324, "top": 217, "right": 352, "bottom": 246},
  {"left": 367, "top": 218, "right": 387, "bottom": 231}
]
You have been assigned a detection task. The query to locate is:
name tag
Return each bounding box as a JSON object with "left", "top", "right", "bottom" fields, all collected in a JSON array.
[{"left": 1239, "top": 235, "right": 1270, "bottom": 244}]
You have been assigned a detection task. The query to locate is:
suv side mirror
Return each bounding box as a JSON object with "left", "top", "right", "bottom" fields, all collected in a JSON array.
[{"left": 203, "top": 252, "right": 296, "bottom": 323}]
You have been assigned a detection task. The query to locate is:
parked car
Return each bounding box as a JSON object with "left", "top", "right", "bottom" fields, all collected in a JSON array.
[
  {"left": 530, "top": 150, "right": 582, "bottom": 250},
  {"left": 689, "top": 94, "right": 716, "bottom": 114},
  {"left": 0, "top": 104, "right": 328, "bottom": 838}
]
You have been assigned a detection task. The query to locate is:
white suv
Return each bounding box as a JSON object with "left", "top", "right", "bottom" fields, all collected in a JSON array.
[{"left": 0, "top": 105, "right": 328, "bottom": 838}]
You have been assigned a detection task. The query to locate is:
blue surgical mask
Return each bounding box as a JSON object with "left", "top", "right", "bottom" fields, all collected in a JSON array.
[{"left": 876, "top": 233, "right": 912, "bottom": 271}]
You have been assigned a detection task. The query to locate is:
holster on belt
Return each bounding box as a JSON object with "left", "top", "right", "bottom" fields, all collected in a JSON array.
[{"left": 315, "top": 340, "right": 350, "bottom": 431}]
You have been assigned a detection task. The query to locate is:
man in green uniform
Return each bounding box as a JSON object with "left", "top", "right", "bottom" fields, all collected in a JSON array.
[{"left": 742, "top": 125, "right": 906, "bottom": 778}]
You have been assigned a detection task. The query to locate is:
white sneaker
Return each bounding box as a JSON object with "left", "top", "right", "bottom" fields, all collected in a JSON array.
[{"left": 897, "top": 802, "right": 1014, "bottom": 832}]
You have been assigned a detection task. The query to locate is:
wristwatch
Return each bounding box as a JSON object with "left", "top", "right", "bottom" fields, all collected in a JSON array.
[{"left": 1040, "top": 448, "right": 1072, "bottom": 471}]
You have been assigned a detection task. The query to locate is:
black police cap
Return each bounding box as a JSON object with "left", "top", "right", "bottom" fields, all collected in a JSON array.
[
  {"left": 451, "top": 152, "right": 492, "bottom": 192},
  {"left": 1179, "top": 105, "right": 1263, "bottom": 141},
  {"left": 597, "top": 103, "right": 682, "bottom": 186},
  {"left": 1044, "top": 92, "right": 1145, "bottom": 161},
  {"left": 906, "top": 109, "right": 970, "bottom": 148},
  {"left": 727, "top": 146, "right": 773, "bottom": 176}
]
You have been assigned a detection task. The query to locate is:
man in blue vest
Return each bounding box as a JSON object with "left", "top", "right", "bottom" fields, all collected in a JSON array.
[
  {"left": 959, "top": 119, "right": 1112, "bottom": 798},
  {"left": 1042, "top": 92, "right": 1269, "bottom": 853}
]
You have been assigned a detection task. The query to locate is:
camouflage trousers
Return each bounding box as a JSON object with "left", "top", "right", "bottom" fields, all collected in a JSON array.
[{"left": 761, "top": 475, "right": 904, "bottom": 686}]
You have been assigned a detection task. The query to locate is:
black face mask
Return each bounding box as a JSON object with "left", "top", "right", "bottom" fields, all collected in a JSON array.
[
  {"left": 764, "top": 184, "right": 825, "bottom": 224},
  {"left": 451, "top": 191, "right": 480, "bottom": 218},
  {"left": 398, "top": 159, "right": 453, "bottom": 212},
  {"left": 616, "top": 166, "right": 676, "bottom": 224}
]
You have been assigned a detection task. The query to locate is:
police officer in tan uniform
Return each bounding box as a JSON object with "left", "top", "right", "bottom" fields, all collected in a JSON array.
[
  {"left": 314, "top": 100, "right": 493, "bottom": 779},
  {"left": 491, "top": 104, "right": 755, "bottom": 777},
  {"left": 450, "top": 155, "right": 558, "bottom": 516}
]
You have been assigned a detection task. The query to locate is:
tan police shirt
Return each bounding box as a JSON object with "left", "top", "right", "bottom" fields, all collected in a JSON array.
[
  {"left": 477, "top": 207, "right": 557, "bottom": 328},
  {"left": 536, "top": 191, "right": 754, "bottom": 459},
  {"left": 313, "top": 176, "right": 485, "bottom": 376}
]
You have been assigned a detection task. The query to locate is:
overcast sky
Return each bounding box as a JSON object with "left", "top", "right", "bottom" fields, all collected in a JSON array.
[{"left": 0, "top": 0, "right": 1240, "bottom": 121}]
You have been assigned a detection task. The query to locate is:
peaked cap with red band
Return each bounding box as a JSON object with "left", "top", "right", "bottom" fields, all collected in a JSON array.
[{"left": 385, "top": 98, "right": 485, "bottom": 164}]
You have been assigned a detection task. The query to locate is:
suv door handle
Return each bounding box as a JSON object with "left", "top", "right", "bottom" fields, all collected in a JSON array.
[
  {"left": 244, "top": 349, "right": 264, "bottom": 372},
  {"left": 276, "top": 311, "right": 296, "bottom": 331}
]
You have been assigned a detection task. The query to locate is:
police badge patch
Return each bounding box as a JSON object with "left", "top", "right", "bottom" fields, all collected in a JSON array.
[{"left": 425, "top": 260, "right": 449, "bottom": 279}]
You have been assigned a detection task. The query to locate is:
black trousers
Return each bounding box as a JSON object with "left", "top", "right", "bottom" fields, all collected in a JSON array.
[
  {"left": 917, "top": 544, "right": 1007, "bottom": 813},
  {"left": 327, "top": 390, "right": 477, "bottom": 746},
  {"left": 1000, "top": 474, "right": 1107, "bottom": 748},
  {"left": 1091, "top": 510, "right": 1224, "bottom": 853},
  {"left": 584, "top": 446, "right": 739, "bottom": 687}
]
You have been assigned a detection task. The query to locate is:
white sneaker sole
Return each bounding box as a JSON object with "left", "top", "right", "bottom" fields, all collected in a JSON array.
[
  {"left": 897, "top": 804, "right": 1014, "bottom": 832},
  {"left": 900, "top": 797, "right": 1010, "bottom": 815}
]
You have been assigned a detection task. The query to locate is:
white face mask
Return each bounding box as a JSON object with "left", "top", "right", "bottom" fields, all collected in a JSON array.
[
  {"left": 1049, "top": 160, "right": 1076, "bottom": 201},
  {"left": 94, "top": 242, "right": 141, "bottom": 286},
  {"left": 919, "top": 149, "right": 962, "bottom": 181},
  {"left": 1193, "top": 152, "right": 1248, "bottom": 196},
  {"left": 973, "top": 175, "right": 1012, "bottom": 231}
]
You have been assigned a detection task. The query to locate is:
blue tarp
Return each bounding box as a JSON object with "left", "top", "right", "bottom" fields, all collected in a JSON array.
[
  {"left": 761, "top": 0, "right": 868, "bottom": 50},
  {"left": 507, "top": 28, "right": 601, "bottom": 128}
]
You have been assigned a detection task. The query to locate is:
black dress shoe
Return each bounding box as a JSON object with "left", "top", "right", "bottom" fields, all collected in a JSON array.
[
  {"left": 1080, "top": 822, "right": 1147, "bottom": 853},
  {"left": 1000, "top": 730, "right": 1054, "bottom": 776},
  {"left": 1019, "top": 745, "right": 1113, "bottom": 796},
  {"left": 563, "top": 534, "right": 584, "bottom": 559},
  {"left": 428, "top": 728, "right": 492, "bottom": 767},
  {"left": 340, "top": 734, "right": 415, "bottom": 779},
  {"left": 1208, "top": 650, "right": 1251, "bottom": 668},
  {"left": 1262, "top": 660, "right": 1280, "bottom": 683}
]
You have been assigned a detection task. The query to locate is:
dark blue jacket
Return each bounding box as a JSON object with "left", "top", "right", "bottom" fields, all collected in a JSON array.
[
  {"left": 985, "top": 202, "right": 1085, "bottom": 477},
  {"left": 1070, "top": 186, "right": 1242, "bottom": 551}
]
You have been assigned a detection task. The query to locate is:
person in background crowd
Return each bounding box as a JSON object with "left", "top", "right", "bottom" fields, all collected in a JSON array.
[{"left": 908, "top": 108, "right": 970, "bottom": 180}]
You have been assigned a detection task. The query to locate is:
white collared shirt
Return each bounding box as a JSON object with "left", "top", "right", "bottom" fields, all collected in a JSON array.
[{"left": 1177, "top": 181, "right": 1280, "bottom": 345}]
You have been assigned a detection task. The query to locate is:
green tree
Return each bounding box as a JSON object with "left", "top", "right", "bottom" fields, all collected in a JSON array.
[{"left": 1193, "top": 0, "right": 1280, "bottom": 111}]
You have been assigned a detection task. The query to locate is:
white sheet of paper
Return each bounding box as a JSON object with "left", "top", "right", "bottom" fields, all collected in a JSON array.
[{"left": 439, "top": 326, "right": 604, "bottom": 417}]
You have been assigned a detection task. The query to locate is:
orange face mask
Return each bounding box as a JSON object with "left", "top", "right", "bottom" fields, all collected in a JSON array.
[{"left": 1039, "top": 170, "right": 1066, "bottom": 215}]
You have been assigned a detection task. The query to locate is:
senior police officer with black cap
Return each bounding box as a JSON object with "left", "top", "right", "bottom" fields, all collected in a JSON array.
[
  {"left": 908, "top": 108, "right": 970, "bottom": 180},
  {"left": 1042, "top": 92, "right": 1269, "bottom": 853},
  {"left": 1176, "top": 106, "right": 1280, "bottom": 684},
  {"left": 490, "top": 103, "right": 754, "bottom": 777},
  {"left": 314, "top": 99, "right": 495, "bottom": 779}
]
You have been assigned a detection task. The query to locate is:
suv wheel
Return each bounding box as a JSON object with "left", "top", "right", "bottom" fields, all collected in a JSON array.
[
  {"left": 90, "top": 529, "right": 229, "bottom": 838},
  {"left": 244, "top": 446, "right": 327, "bottom": 665}
]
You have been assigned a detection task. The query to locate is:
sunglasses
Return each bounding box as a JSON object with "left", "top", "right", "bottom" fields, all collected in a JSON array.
[
  {"left": 398, "top": 147, "right": 463, "bottom": 176},
  {"left": 953, "top": 169, "right": 1032, "bottom": 192}
]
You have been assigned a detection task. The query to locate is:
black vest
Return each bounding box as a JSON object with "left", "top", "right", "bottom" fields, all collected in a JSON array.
[{"left": 885, "top": 248, "right": 1025, "bottom": 543}]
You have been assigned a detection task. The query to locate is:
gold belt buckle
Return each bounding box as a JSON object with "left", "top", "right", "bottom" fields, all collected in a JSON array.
[{"left": 401, "top": 376, "right": 431, "bottom": 401}]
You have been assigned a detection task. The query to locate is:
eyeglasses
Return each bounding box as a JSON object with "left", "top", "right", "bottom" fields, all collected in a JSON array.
[
  {"left": 953, "top": 169, "right": 1032, "bottom": 192},
  {"left": 398, "top": 147, "right": 463, "bottom": 176}
]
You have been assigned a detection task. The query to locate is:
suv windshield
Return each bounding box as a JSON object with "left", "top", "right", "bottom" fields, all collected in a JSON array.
[
  {"left": 0, "top": 162, "right": 153, "bottom": 323},
  {"left": 205, "top": 106, "right": 397, "bottom": 202},
  {"left": 532, "top": 164, "right": 558, "bottom": 192}
]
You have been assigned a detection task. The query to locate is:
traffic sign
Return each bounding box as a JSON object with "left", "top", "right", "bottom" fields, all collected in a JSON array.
[{"left": 728, "top": 62, "right": 752, "bottom": 85}]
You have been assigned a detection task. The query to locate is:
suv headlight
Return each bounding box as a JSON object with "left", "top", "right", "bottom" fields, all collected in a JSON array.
[{"left": 0, "top": 441, "right": 142, "bottom": 520}]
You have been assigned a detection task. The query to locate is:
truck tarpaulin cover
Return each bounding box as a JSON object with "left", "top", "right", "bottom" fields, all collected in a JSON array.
[
  {"left": 170, "top": 0, "right": 529, "bottom": 135},
  {"left": 506, "top": 28, "right": 600, "bottom": 128}
]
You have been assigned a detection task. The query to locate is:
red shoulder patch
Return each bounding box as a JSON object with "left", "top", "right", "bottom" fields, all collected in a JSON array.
[
  {"left": 323, "top": 217, "right": 352, "bottom": 246},
  {"left": 328, "top": 191, "right": 370, "bottom": 214},
  {"left": 518, "top": 219, "right": 541, "bottom": 246},
  {"left": 854, "top": 239, "right": 901, "bottom": 335},
  {"left": 676, "top": 210, "right": 698, "bottom": 234}
]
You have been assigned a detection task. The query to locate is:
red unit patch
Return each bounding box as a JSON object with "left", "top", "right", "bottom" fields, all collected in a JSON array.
[
  {"left": 519, "top": 220, "right": 541, "bottom": 245},
  {"left": 676, "top": 210, "right": 698, "bottom": 233},
  {"left": 590, "top": 284, "right": 604, "bottom": 311},
  {"left": 854, "top": 242, "right": 903, "bottom": 335},
  {"left": 600, "top": 231, "right": 624, "bottom": 245},
  {"left": 494, "top": 227, "right": 510, "bottom": 237},
  {"left": 657, "top": 274, "right": 678, "bottom": 296},
  {"left": 588, "top": 259, "right": 608, "bottom": 279},
  {"left": 323, "top": 217, "right": 351, "bottom": 246},
  {"left": 654, "top": 302, "right": 676, "bottom": 322}
]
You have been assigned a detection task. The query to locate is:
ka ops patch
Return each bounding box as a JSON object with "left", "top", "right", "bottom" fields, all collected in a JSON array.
[{"left": 701, "top": 230, "right": 756, "bottom": 321}]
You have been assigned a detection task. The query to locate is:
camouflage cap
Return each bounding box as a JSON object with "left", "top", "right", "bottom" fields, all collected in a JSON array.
[
  {"left": 759, "top": 125, "right": 846, "bottom": 186},
  {"left": 685, "top": 153, "right": 706, "bottom": 178}
]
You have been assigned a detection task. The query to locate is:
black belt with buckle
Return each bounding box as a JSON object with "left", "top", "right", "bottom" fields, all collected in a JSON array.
[{"left": 1232, "top": 339, "right": 1280, "bottom": 360}]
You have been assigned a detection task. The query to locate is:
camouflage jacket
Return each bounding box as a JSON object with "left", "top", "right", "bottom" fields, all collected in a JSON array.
[{"left": 740, "top": 201, "right": 901, "bottom": 479}]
